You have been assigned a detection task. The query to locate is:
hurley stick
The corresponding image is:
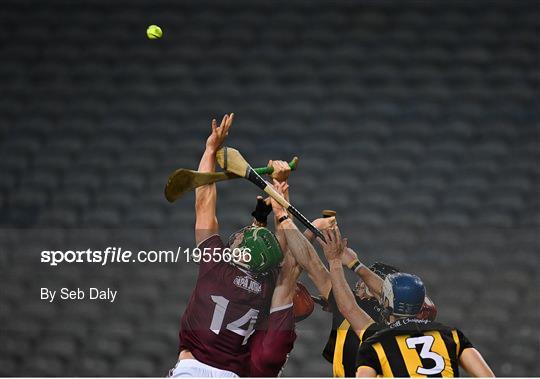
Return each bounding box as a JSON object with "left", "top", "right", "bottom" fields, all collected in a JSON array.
[
  {"left": 216, "top": 147, "right": 324, "bottom": 240},
  {"left": 322, "top": 210, "right": 337, "bottom": 218},
  {"left": 165, "top": 157, "right": 298, "bottom": 203}
]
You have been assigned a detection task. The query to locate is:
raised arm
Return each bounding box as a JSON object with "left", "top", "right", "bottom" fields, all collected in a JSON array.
[
  {"left": 249, "top": 182, "right": 300, "bottom": 377},
  {"left": 318, "top": 228, "right": 374, "bottom": 333},
  {"left": 340, "top": 247, "right": 384, "bottom": 301},
  {"left": 249, "top": 250, "right": 300, "bottom": 377},
  {"left": 281, "top": 219, "right": 332, "bottom": 299},
  {"left": 301, "top": 216, "right": 340, "bottom": 300},
  {"left": 195, "top": 113, "right": 233, "bottom": 244},
  {"left": 267, "top": 161, "right": 291, "bottom": 252},
  {"left": 270, "top": 181, "right": 333, "bottom": 299},
  {"left": 270, "top": 250, "right": 302, "bottom": 310},
  {"left": 460, "top": 348, "right": 495, "bottom": 377}
]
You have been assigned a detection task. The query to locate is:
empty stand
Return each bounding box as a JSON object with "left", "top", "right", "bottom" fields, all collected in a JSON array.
[{"left": 0, "top": 0, "right": 539, "bottom": 376}]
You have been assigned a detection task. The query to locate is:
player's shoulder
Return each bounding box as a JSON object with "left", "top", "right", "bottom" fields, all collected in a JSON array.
[
  {"left": 415, "top": 319, "right": 459, "bottom": 333},
  {"left": 392, "top": 318, "right": 463, "bottom": 338},
  {"left": 427, "top": 322, "right": 469, "bottom": 341},
  {"left": 361, "top": 318, "right": 467, "bottom": 349},
  {"left": 197, "top": 234, "right": 225, "bottom": 249},
  {"left": 427, "top": 320, "right": 456, "bottom": 332},
  {"left": 359, "top": 321, "right": 384, "bottom": 343},
  {"left": 363, "top": 319, "right": 444, "bottom": 342}
]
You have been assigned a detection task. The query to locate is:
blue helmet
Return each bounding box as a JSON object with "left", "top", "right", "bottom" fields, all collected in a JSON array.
[{"left": 381, "top": 273, "right": 426, "bottom": 319}]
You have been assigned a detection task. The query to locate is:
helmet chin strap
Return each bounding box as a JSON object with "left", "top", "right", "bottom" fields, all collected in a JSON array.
[
  {"left": 380, "top": 290, "right": 394, "bottom": 324},
  {"left": 381, "top": 305, "right": 393, "bottom": 324}
]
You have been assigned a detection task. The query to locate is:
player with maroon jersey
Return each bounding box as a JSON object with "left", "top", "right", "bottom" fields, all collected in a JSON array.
[
  {"left": 248, "top": 180, "right": 319, "bottom": 377},
  {"left": 169, "top": 114, "right": 311, "bottom": 377},
  {"left": 248, "top": 229, "right": 300, "bottom": 377}
]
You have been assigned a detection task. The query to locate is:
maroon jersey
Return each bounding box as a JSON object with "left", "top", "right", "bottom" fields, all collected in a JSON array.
[
  {"left": 179, "top": 235, "right": 278, "bottom": 376},
  {"left": 249, "top": 306, "right": 296, "bottom": 377}
]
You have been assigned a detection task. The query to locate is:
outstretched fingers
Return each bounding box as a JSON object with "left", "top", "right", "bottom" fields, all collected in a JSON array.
[
  {"left": 219, "top": 114, "right": 228, "bottom": 129},
  {"left": 219, "top": 113, "right": 234, "bottom": 136},
  {"left": 327, "top": 228, "right": 336, "bottom": 244},
  {"left": 334, "top": 226, "right": 342, "bottom": 244},
  {"left": 225, "top": 113, "right": 234, "bottom": 131}
]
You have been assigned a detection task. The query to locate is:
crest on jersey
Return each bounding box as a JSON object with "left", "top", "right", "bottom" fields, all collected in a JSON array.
[{"left": 233, "top": 275, "right": 262, "bottom": 294}]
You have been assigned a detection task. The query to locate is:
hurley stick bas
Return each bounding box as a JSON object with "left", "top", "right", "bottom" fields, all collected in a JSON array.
[
  {"left": 322, "top": 209, "right": 337, "bottom": 219},
  {"left": 165, "top": 157, "right": 298, "bottom": 203},
  {"left": 216, "top": 147, "right": 324, "bottom": 241}
]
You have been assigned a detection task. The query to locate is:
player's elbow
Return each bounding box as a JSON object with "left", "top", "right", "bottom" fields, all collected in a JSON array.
[
  {"left": 254, "top": 353, "right": 286, "bottom": 373},
  {"left": 460, "top": 348, "right": 495, "bottom": 377},
  {"left": 195, "top": 214, "right": 218, "bottom": 229},
  {"left": 251, "top": 334, "right": 295, "bottom": 377},
  {"left": 356, "top": 366, "right": 377, "bottom": 377}
]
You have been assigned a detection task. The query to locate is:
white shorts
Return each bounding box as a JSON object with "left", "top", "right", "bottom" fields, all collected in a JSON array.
[{"left": 168, "top": 359, "right": 239, "bottom": 378}]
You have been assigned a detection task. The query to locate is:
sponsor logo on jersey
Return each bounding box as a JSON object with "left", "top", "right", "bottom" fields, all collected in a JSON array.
[
  {"left": 233, "top": 275, "right": 262, "bottom": 294},
  {"left": 390, "top": 317, "right": 429, "bottom": 328}
]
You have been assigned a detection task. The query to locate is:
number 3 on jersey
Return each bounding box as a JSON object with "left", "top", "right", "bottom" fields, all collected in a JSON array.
[
  {"left": 405, "top": 335, "right": 445, "bottom": 375},
  {"left": 210, "top": 295, "right": 259, "bottom": 345}
]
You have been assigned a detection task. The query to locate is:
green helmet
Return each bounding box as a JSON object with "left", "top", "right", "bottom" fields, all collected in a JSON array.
[{"left": 237, "top": 227, "right": 283, "bottom": 273}]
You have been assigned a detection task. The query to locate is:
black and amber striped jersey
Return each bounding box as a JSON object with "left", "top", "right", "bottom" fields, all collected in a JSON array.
[
  {"left": 356, "top": 318, "right": 473, "bottom": 377},
  {"left": 322, "top": 290, "right": 384, "bottom": 377}
]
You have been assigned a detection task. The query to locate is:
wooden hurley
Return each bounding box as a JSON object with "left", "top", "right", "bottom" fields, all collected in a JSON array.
[
  {"left": 216, "top": 147, "right": 324, "bottom": 241},
  {"left": 165, "top": 157, "right": 298, "bottom": 203}
]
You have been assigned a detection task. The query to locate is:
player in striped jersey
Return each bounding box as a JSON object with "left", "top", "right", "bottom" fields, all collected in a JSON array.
[
  {"left": 293, "top": 217, "right": 436, "bottom": 377},
  {"left": 317, "top": 227, "right": 494, "bottom": 377},
  {"left": 322, "top": 262, "right": 437, "bottom": 377}
]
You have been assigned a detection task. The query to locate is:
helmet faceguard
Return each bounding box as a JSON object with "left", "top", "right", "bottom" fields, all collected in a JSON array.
[
  {"left": 228, "top": 226, "right": 252, "bottom": 248},
  {"left": 229, "top": 226, "right": 283, "bottom": 273}
]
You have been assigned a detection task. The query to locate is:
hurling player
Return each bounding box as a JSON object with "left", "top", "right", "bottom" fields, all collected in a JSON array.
[
  {"left": 172, "top": 114, "right": 284, "bottom": 377},
  {"left": 249, "top": 180, "right": 301, "bottom": 376},
  {"left": 247, "top": 180, "right": 337, "bottom": 376},
  {"left": 322, "top": 261, "right": 437, "bottom": 377},
  {"left": 298, "top": 221, "right": 437, "bottom": 377},
  {"left": 318, "top": 227, "right": 495, "bottom": 377}
]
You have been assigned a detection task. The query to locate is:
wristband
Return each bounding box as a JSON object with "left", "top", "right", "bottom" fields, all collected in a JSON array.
[
  {"left": 278, "top": 215, "right": 290, "bottom": 224},
  {"left": 347, "top": 259, "right": 364, "bottom": 273}
]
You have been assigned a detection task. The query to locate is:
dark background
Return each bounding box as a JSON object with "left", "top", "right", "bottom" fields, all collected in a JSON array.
[{"left": 1, "top": 0, "right": 540, "bottom": 376}]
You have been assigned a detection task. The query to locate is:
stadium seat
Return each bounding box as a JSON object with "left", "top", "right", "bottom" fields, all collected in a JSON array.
[
  {"left": 1, "top": 0, "right": 539, "bottom": 376},
  {"left": 113, "top": 355, "right": 157, "bottom": 377},
  {"left": 78, "top": 355, "right": 111, "bottom": 376}
]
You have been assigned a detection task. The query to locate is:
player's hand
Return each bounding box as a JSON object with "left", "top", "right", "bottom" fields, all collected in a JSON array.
[
  {"left": 268, "top": 159, "right": 291, "bottom": 182},
  {"left": 341, "top": 247, "right": 358, "bottom": 267},
  {"left": 317, "top": 227, "right": 347, "bottom": 261},
  {"left": 270, "top": 179, "right": 289, "bottom": 219},
  {"left": 251, "top": 196, "right": 272, "bottom": 226},
  {"left": 206, "top": 113, "right": 234, "bottom": 152},
  {"left": 312, "top": 216, "right": 336, "bottom": 231}
]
